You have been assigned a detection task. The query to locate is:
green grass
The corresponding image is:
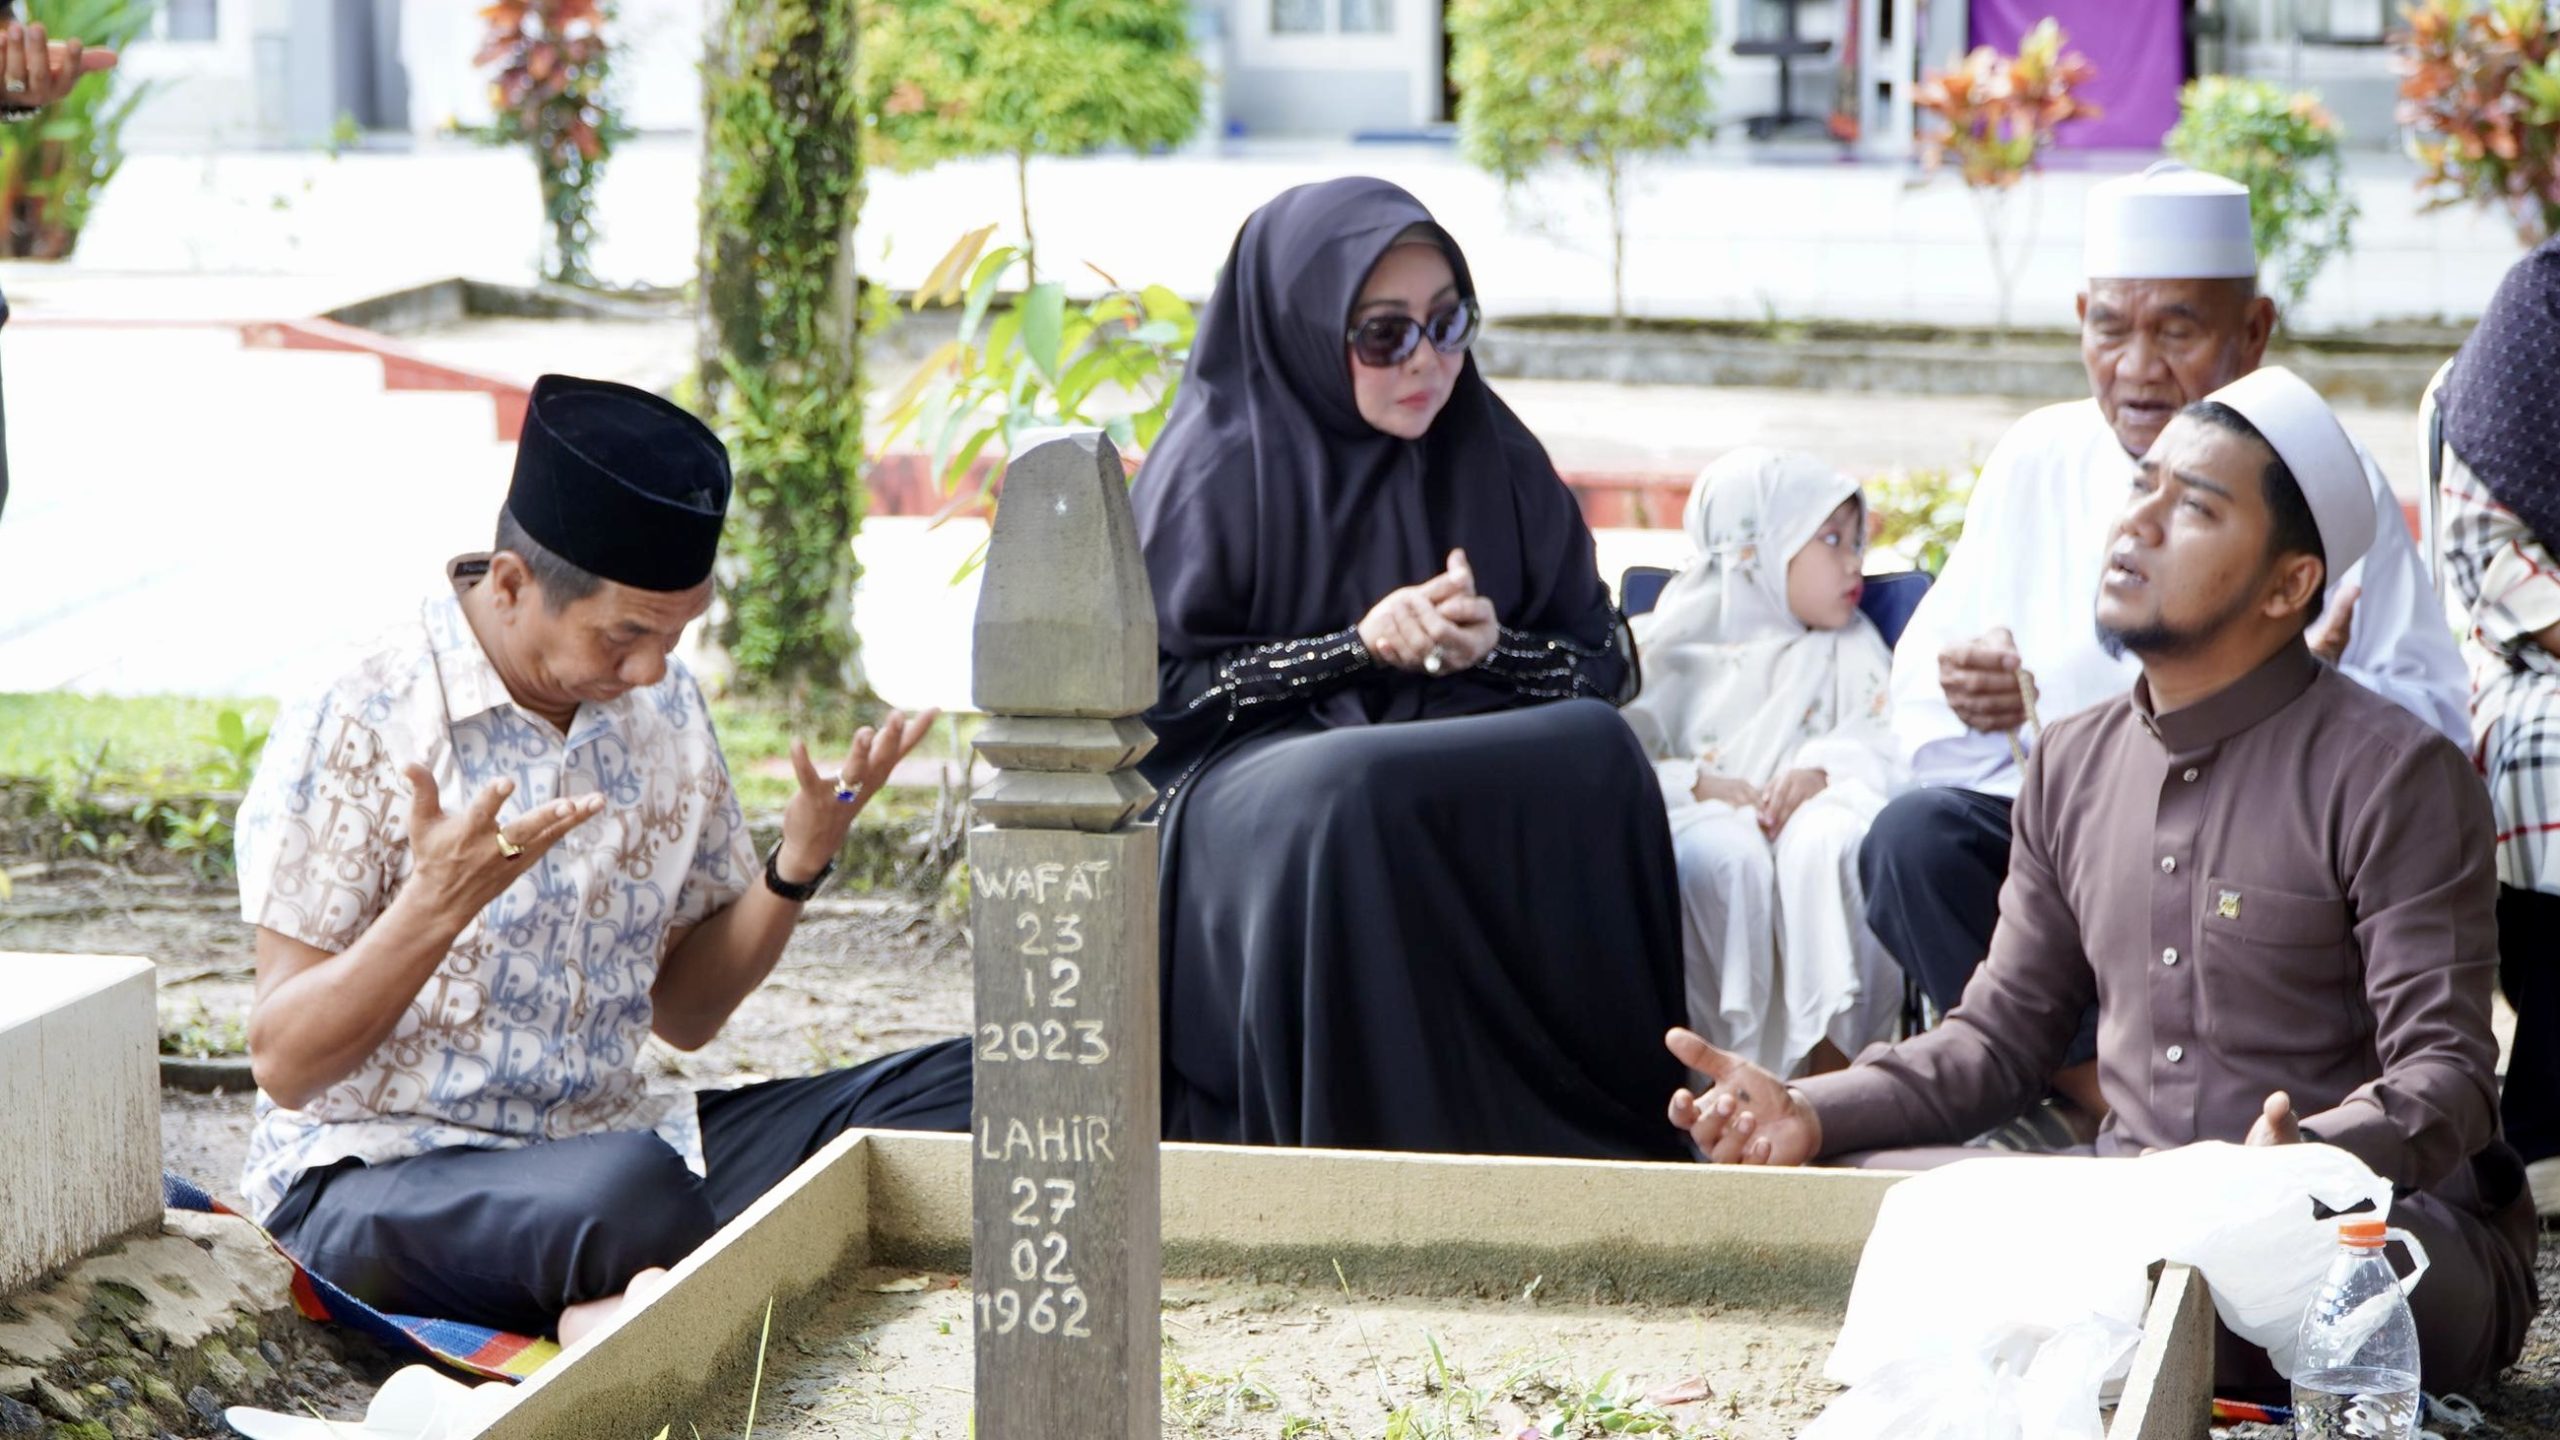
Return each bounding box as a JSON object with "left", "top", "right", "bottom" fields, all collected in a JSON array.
[
  {"left": 0, "top": 693, "right": 972, "bottom": 801},
  {"left": 0, "top": 692, "right": 975, "bottom": 891},
  {"left": 0, "top": 694, "right": 278, "bottom": 784}
]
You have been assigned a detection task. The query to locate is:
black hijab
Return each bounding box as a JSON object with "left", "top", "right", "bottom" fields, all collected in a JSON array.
[
  {"left": 1130, "top": 177, "right": 1614, "bottom": 737},
  {"left": 2443, "top": 238, "right": 2560, "bottom": 553}
]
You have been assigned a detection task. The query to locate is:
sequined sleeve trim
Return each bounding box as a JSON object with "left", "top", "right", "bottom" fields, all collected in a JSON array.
[
  {"left": 1476, "top": 623, "right": 1633, "bottom": 703},
  {"left": 1184, "top": 627, "right": 1375, "bottom": 716}
]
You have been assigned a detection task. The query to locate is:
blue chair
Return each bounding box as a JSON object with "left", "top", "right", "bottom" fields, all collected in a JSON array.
[{"left": 1622, "top": 565, "right": 1933, "bottom": 649}]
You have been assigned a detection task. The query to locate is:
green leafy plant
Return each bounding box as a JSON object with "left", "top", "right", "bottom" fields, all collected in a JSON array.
[
  {"left": 160, "top": 1001, "right": 249, "bottom": 1059},
  {"left": 1447, "top": 0, "right": 1716, "bottom": 329},
  {"left": 141, "top": 796, "right": 233, "bottom": 877},
  {"left": 874, "top": 226, "right": 1196, "bottom": 555},
  {"left": 1162, "top": 1356, "right": 1282, "bottom": 1430},
  {"left": 1911, "top": 19, "right": 2102, "bottom": 335},
  {"left": 2396, "top": 0, "right": 2560, "bottom": 245},
  {"left": 197, "top": 707, "right": 269, "bottom": 791},
  {"left": 0, "top": 0, "right": 156, "bottom": 258},
  {"left": 859, "top": 0, "right": 1202, "bottom": 277},
  {"left": 700, "top": 0, "right": 867, "bottom": 702},
  {"left": 475, "top": 0, "right": 629, "bottom": 286},
  {"left": 2167, "top": 77, "right": 2358, "bottom": 315},
  {"left": 1864, "top": 463, "right": 1976, "bottom": 576}
]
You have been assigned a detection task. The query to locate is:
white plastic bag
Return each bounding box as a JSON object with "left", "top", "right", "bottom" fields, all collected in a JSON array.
[
  {"left": 1803, "top": 1316, "right": 2142, "bottom": 1440},
  {"left": 2140, "top": 1141, "right": 2411, "bottom": 1377},
  {"left": 1824, "top": 1155, "right": 2159, "bottom": 1389},
  {"left": 1808, "top": 1141, "right": 2402, "bottom": 1436}
]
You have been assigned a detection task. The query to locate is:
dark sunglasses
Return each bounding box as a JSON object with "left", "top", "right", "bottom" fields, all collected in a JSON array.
[{"left": 1345, "top": 297, "right": 1482, "bottom": 368}]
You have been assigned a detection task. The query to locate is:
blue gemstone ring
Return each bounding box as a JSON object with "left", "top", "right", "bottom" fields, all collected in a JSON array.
[{"left": 834, "top": 780, "right": 863, "bottom": 805}]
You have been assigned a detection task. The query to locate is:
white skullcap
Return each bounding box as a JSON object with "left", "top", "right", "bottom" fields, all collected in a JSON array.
[
  {"left": 2085, "top": 161, "right": 2257, "bottom": 281},
  {"left": 2204, "top": 365, "right": 2374, "bottom": 585}
]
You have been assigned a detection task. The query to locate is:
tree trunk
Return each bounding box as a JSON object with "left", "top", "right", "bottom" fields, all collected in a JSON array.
[
  {"left": 1603, "top": 150, "right": 1628, "bottom": 332},
  {"left": 698, "top": 1, "right": 869, "bottom": 702},
  {"left": 1016, "top": 147, "right": 1038, "bottom": 280}
]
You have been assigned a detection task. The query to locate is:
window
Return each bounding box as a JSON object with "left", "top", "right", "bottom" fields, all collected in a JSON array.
[
  {"left": 1338, "top": 0, "right": 1394, "bottom": 33},
  {"left": 159, "top": 0, "right": 219, "bottom": 42},
  {"left": 1273, "top": 0, "right": 1393, "bottom": 34},
  {"left": 1272, "top": 0, "right": 1326, "bottom": 33}
]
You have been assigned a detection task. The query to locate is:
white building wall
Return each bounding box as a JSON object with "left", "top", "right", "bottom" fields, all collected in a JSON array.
[
  {"left": 114, "top": 0, "right": 704, "bottom": 148},
  {"left": 1219, "top": 0, "right": 1442, "bottom": 136}
]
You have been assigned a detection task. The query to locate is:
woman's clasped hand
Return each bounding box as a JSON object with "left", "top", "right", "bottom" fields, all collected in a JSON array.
[{"left": 1357, "top": 547, "right": 1498, "bottom": 674}]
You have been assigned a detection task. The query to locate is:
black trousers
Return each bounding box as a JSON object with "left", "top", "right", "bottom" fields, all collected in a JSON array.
[
  {"left": 265, "top": 1037, "right": 971, "bottom": 1337},
  {"left": 1859, "top": 786, "right": 2099, "bottom": 1068},
  {"left": 2500, "top": 884, "right": 2560, "bottom": 1164}
]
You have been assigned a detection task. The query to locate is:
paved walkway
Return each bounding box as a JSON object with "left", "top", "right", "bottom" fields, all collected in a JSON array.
[{"left": 29, "top": 137, "right": 2538, "bottom": 336}]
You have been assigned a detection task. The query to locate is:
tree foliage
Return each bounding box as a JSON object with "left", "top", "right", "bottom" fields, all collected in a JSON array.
[
  {"left": 699, "top": 1, "right": 867, "bottom": 701},
  {"left": 1447, "top": 0, "right": 1716, "bottom": 327},
  {"left": 859, "top": 0, "right": 1201, "bottom": 272},
  {"left": 2167, "top": 77, "right": 2358, "bottom": 315}
]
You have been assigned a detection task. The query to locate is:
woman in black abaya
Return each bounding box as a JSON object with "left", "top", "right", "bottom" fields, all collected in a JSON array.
[{"left": 1132, "top": 177, "right": 1688, "bottom": 1161}]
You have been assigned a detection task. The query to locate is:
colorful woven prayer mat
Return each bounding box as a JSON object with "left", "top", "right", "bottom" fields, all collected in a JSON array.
[{"left": 162, "top": 1173, "right": 560, "bottom": 1382}]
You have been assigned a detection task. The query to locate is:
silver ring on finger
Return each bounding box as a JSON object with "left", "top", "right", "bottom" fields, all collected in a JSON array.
[
  {"left": 1423, "top": 650, "right": 1445, "bottom": 676},
  {"left": 834, "top": 776, "right": 863, "bottom": 805}
]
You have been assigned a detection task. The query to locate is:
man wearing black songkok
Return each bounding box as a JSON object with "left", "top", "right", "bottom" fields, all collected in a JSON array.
[{"left": 231, "top": 375, "right": 970, "bottom": 1342}]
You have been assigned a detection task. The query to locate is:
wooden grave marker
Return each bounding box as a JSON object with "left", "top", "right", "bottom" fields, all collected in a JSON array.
[{"left": 967, "top": 431, "right": 1162, "bottom": 1439}]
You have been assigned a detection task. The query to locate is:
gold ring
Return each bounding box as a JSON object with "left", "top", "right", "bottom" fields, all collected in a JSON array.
[{"left": 495, "top": 825, "right": 524, "bottom": 859}]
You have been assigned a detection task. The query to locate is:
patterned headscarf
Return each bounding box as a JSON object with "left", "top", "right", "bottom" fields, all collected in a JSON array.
[{"left": 2443, "top": 238, "right": 2560, "bottom": 555}]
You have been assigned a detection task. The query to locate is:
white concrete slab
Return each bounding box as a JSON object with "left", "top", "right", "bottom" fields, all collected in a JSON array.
[{"left": 0, "top": 954, "right": 160, "bottom": 1297}]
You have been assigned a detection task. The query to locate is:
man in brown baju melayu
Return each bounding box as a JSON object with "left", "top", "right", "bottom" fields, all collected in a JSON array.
[{"left": 1665, "top": 367, "right": 2538, "bottom": 1394}]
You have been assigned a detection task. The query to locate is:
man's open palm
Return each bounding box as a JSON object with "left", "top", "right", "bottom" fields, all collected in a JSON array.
[{"left": 1665, "top": 1028, "right": 1822, "bottom": 1166}]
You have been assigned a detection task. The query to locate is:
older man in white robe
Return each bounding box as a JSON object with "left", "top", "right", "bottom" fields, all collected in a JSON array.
[{"left": 1862, "top": 162, "right": 2469, "bottom": 1139}]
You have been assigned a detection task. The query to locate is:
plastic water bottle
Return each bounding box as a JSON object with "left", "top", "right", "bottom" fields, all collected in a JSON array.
[{"left": 2291, "top": 1219, "right": 2422, "bottom": 1439}]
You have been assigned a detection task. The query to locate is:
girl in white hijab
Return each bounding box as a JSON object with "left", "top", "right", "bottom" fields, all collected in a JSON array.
[{"left": 1623, "top": 448, "right": 1906, "bottom": 1079}]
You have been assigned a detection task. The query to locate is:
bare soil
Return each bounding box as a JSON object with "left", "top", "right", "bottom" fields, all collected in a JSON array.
[{"left": 759, "top": 1268, "right": 1836, "bottom": 1440}]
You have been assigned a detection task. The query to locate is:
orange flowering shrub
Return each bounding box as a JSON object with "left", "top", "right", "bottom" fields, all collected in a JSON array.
[
  {"left": 1912, "top": 19, "right": 2102, "bottom": 330},
  {"left": 476, "top": 0, "right": 626, "bottom": 284},
  {"left": 2397, "top": 0, "right": 2560, "bottom": 244}
]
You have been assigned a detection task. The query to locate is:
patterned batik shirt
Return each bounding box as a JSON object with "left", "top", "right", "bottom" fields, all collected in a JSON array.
[
  {"left": 232, "top": 557, "right": 756, "bottom": 1222},
  {"left": 2440, "top": 453, "right": 2560, "bottom": 896}
]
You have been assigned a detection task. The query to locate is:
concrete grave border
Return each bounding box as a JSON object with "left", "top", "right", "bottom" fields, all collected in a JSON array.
[
  {"left": 0, "top": 953, "right": 160, "bottom": 1298},
  {"left": 460, "top": 1132, "right": 2213, "bottom": 1440}
]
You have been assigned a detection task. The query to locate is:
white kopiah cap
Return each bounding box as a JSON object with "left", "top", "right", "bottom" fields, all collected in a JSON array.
[
  {"left": 2085, "top": 161, "right": 2258, "bottom": 281},
  {"left": 2204, "top": 365, "right": 2374, "bottom": 586}
]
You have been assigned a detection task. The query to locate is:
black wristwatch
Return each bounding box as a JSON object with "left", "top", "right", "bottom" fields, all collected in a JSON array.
[{"left": 761, "top": 841, "right": 836, "bottom": 902}]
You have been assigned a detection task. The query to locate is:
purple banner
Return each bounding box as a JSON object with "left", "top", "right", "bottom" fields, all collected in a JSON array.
[{"left": 1969, "top": 0, "right": 2186, "bottom": 151}]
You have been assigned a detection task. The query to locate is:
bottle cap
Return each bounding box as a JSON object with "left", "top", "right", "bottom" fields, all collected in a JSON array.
[{"left": 2339, "top": 1220, "right": 2388, "bottom": 1249}]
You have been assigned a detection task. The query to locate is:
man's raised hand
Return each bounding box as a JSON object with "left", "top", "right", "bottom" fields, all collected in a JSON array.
[
  {"left": 1665, "top": 1027, "right": 1823, "bottom": 1166},
  {"left": 400, "top": 764, "right": 603, "bottom": 925},
  {"left": 3, "top": 24, "right": 118, "bottom": 109},
  {"left": 1938, "top": 627, "right": 2029, "bottom": 733},
  {"left": 778, "top": 708, "right": 941, "bottom": 880},
  {"left": 2246, "top": 1089, "right": 2302, "bottom": 1147}
]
